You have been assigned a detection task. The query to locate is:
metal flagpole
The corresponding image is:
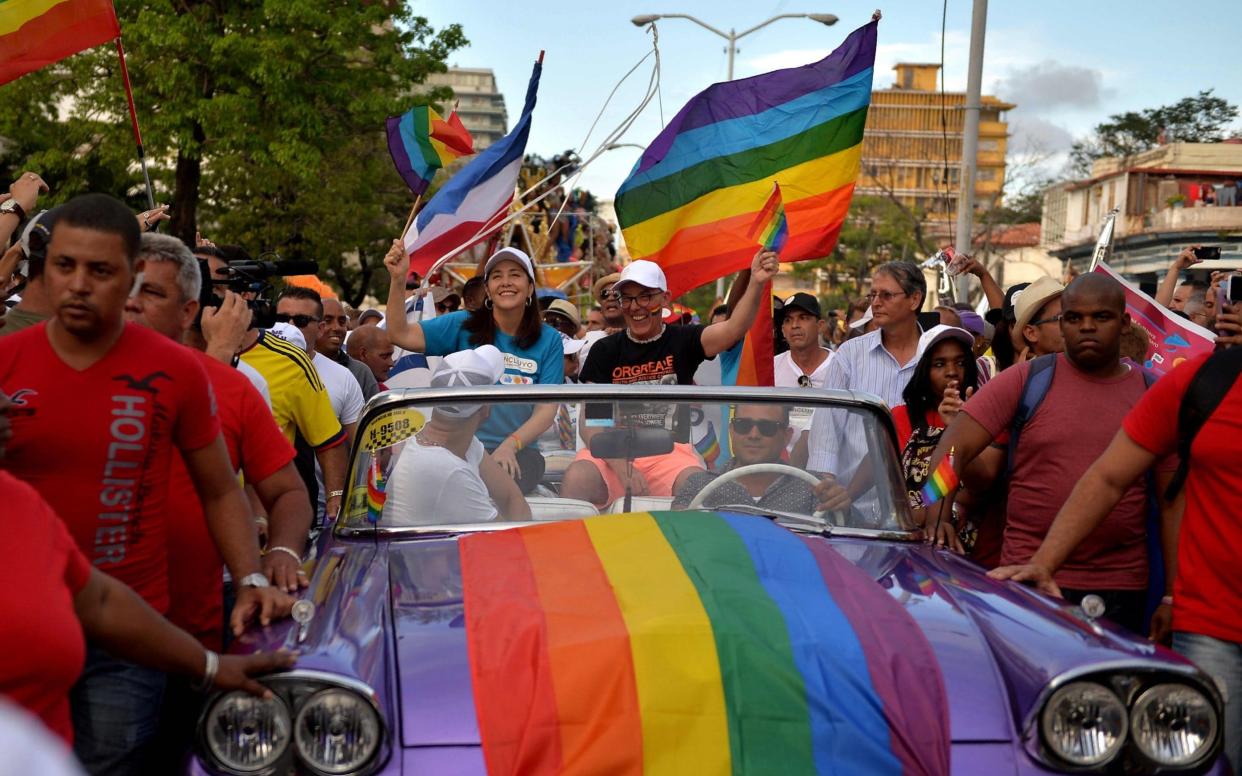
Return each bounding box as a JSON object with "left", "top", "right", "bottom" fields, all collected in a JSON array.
[
  {"left": 114, "top": 37, "right": 156, "bottom": 210},
  {"left": 1087, "top": 207, "right": 1119, "bottom": 273}
]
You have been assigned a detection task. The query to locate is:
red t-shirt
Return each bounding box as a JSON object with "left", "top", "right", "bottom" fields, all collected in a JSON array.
[
  {"left": 1124, "top": 353, "right": 1242, "bottom": 643},
  {"left": 0, "top": 471, "right": 91, "bottom": 744},
  {"left": 962, "top": 354, "right": 1169, "bottom": 590},
  {"left": 166, "top": 351, "right": 295, "bottom": 649},
  {"left": 0, "top": 323, "right": 219, "bottom": 612}
]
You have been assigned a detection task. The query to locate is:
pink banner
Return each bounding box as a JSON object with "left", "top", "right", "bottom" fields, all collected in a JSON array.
[{"left": 1093, "top": 262, "right": 1216, "bottom": 376}]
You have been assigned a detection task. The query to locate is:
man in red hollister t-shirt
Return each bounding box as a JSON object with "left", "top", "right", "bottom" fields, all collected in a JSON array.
[
  {"left": 930, "top": 274, "right": 1175, "bottom": 634},
  {"left": 0, "top": 194, "right": 291, "bottom": 776}
]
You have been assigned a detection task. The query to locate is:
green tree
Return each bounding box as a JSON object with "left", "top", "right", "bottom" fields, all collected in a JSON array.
[
  {"left": 0, "top": 0, "right": 465, "bottom": 305},
  {"left": 1069, "top": 90, "right": 1239, "bottom": 177}
]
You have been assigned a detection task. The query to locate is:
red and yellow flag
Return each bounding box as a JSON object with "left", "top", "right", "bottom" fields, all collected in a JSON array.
[{"left": 0, "top": 0, "right": 120, "bottom": 86}]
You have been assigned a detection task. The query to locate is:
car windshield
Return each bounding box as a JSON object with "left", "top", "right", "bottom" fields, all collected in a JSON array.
[{"left": 339, "top": 386, "right": 915, "bottom": 535}]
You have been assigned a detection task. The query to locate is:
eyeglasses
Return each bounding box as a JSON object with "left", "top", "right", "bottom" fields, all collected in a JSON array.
[
  {"left": 797, "top": 375, "right": 812, "bottom": 388},
  {"left": 866, "top": 290, "right": 908, "bottom": 303},
  {"left": 618, "top": 291, "right": 660, "bottom": 309},
  {"left": 274, "top": 313, "right": 321, "bottom": 328},
  {"left": 1031, "top": 314, "right": 1062, "bottom": 326},
  {"left": 730, "top": 418, "right": 787, "bottom": 436}
]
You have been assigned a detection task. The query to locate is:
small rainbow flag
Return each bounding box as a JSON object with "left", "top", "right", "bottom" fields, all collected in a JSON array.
[
  {"left": 460, "top": 511, "right": 950, "bottom": 774},
  {"left": 747, "top": 182, "right": 788, "bottom": 252},
  {"left": 0, "top": 0, "right": 121, "bottom": 86},
  {"left": 386, "top": 104, "right": 475, "bottom": 196},
  {"left": 366, "top": 459, "right": 386, "bottom": 523},
  {"left": 920, "top": 450, "right": 959, "bottom": 506}
]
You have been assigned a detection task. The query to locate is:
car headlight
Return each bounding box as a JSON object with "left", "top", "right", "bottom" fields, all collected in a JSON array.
[
  {"left": 1040, "top": 681, "right": 1128, "bottom": 766},
  {"left": 294, "top": 687, "right": 382, "bottom": 774},
  {"left": 1130, "top": 683, "right": 1218, "bottom": 767},
  {"left": 204, "top": 691, "right": 291, "bottom": 773}
]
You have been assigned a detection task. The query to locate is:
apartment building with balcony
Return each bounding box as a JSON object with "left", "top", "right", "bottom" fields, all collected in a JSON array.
[
  {"left": 858, "top": 63, "right": 1014, "bottom": 232},
  {"left": 1042, "top": 142, "right": 1242, "bottom": 284},
  {"left": 425, "top": 68, "right": 509, "bottom": 150}
]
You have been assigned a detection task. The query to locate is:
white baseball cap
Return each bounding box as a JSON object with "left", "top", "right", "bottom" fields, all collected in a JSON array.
[
  {"left": 482, "top": 247, "right": 535, "bottom": 282},
  {"left": 915, "top": 324, "right": 975, "bottom": 360},
  {"left": 577, "top": 329, "right": 608, "bottom": 366},
  {"left": 431, "top": 345, "right": 505, "bottom": 417},
  {"left": 561, "top": 333, "right": 587, "bottom": 356},
  {"left": 268, "top": 322, "right": 306, "bottom": 350},
  {"left": 614, "top": 260, "right": 667, "bottom": 293}
]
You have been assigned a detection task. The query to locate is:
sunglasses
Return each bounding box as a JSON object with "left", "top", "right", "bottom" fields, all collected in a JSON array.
[
  {"left": 797, "top": 375, "right": 812, "bottom": 388},
  {"left": 436, "top": 301, "right": 460, "bottom": 313},
  {"left": 543, "top": 313, "right": 578, "bottom": 334},
  {"left": 274, "top": 313, "right": 321, "bottom": 328},
  {"left": 730, "top": 418, "right": 787, "bottom": 436}
]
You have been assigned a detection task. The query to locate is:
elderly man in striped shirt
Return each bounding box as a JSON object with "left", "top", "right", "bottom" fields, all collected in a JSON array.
[{"left": 805, "top": 261, "right": 927, "bottom": 513}]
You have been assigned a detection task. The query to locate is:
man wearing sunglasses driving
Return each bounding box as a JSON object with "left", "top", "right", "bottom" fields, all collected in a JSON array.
[{"left": 672, "top": 404, "right": 816, "bottom": 512}]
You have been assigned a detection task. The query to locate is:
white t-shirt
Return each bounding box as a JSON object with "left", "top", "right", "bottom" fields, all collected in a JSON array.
[
  {"left": 312, "top": 351, "right": 364, "bottom": 426},
  {"left": 383, "top": 436, "right": 497, "bottom": 525},
  {"left": 774, "top": 348, "right": 832, "bottom": 438},
  {"left": 236, "top": 359, "right": 271, "bottom": 407}
]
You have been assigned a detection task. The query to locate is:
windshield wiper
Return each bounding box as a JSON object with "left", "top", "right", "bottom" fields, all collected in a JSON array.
[{"left": 706, "top": 504, "right": 831, "bottom": 535}]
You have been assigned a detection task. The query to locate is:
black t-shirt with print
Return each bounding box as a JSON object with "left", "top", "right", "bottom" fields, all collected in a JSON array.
[{"left": 580, "top": 324, "right": 707, "bottom": 386}]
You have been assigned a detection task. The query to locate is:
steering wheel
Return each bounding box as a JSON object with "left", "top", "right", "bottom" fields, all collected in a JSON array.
[{"left": 685, "top": 463, "right": 848, "bottom": 526}]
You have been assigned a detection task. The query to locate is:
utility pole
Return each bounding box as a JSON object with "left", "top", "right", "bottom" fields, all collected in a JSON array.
[{"left": 953, "top": 0, "right": 987, "bottom": 301}]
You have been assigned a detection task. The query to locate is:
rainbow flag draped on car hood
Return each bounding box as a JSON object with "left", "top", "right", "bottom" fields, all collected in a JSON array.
[
  {"left": 615, "top": 20, "right": 876, "bottom": 296},
  {"left": 459, "top": 511, "right": 950, "bottom": 775}
]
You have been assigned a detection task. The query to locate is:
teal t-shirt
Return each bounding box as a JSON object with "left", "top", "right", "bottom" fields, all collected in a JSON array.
[{"left": 419, "top": 311, "right": 565, "bottom": 448}]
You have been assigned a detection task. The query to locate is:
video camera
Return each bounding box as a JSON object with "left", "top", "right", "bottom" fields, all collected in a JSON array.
[{"left": 197, "top": 248, "right": 318, "bottom": 329}]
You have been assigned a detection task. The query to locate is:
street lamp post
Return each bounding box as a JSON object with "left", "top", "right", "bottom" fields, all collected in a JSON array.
[{"left": 632, "top": 12, "right": 838, "bottom": 299}]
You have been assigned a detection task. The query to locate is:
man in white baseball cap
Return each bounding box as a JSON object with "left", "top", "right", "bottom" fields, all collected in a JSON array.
[
  {"left": 564, "top": 250, "right": 782, "bottom": 508},
  {"left": 383, "top": 345, "right": 530, "bottom": 524}
]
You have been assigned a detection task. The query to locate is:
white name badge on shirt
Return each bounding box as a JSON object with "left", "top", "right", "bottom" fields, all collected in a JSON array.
[{"left": 504, "top": 353, "right": 538, "bottom": 374}]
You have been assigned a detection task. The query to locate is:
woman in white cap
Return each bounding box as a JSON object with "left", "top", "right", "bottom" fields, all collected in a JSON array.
[
  {"left": 891, "top": 325, "right": 986, "bottom": 553},
  {"left": 383, "top": 241, "right": 562, "bottom": 493}
]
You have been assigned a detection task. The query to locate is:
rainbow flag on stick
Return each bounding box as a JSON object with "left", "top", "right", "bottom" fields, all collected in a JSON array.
[
  {"left": 920, "top": 449, "right": 959, "bottom": 506},
  {"left": 366, "top": 458, "right": 386, "bottom": 523},
  {"left": 460, "top": 511, "right": 950, "bottom": 774},
  {"left": 0, "top": 0, "right": 120, "bottom": 85},
  {"left": 386, "top": 104, "right": 475, "bottom": 196},
  {"left": 748, "top": 182, "right": 789, "bottom": 252},
  {"left": 615, "top": 19, "right": 876, "bottom": 296}
]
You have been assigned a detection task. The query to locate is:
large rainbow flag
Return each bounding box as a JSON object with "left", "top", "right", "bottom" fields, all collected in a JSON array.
[
  {"left": 615, "top": 20, "right": 876, "bottom": 297},
  {"left": 0, "top": 0, "right": 120, "bottom": 86},
  {"left": 460, "top": 511, "right": 950, "bottom": 775},
  {"left": 720, "top": 284, "right": 776, "bottom": 386}
]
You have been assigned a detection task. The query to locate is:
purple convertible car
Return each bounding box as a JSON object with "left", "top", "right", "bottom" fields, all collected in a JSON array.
[{"left": 190, "top": 385, "right": 1228, "bottom": 775}]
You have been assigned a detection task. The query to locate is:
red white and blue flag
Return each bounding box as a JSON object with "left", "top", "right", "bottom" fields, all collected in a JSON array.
[{"left": 403, "top": 55, "right": 543, "bottom": 279}]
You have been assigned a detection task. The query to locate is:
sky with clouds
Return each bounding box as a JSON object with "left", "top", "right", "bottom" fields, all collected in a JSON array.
[{"left": 412, "top": 0, "right": 1242, "bottom": 200}]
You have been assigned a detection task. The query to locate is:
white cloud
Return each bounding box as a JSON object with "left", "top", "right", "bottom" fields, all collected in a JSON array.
[{"left": 993, "top": 60, "right": 1111, "bottom": 111}]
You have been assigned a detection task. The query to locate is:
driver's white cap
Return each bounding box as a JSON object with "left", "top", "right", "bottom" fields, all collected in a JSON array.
[
  {"left": 614, "top": 260, "right": 667, "bottom": 293},
  {"left": 431, "top": 345, "right": 505, "bottom": 417}
]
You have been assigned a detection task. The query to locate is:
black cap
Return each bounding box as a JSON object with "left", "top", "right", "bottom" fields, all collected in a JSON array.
[
  {"left": 987, "top": 282, "right": 1031, "bottom": 326},
  {"left": 780, "top": 292, "right": 822, "bottom": 318}
]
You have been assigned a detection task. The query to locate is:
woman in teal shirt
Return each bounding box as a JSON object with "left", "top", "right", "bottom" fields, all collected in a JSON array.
[{"left": 384, "top": 241, "right": 562, "bottom": 492}]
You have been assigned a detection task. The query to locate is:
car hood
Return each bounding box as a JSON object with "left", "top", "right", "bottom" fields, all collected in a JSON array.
[{"left": 386, "top": 530, "right": 1183, "bottom": 748}]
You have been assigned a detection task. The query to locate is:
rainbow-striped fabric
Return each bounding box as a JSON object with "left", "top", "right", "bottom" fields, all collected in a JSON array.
[
  {"left": 386, "top": 105, "right": 475, "bottom": 196},
  {"left": 0, "top": 0, "right": 120, "bottom": 86},
  {"left": 366, "top": 459, "right": 386, "bottom": 523},
  {"left": 460, "top": 511, "right": 949, "bottom": 775},
  {"left": 615, "top": 20, "right": 875, "bottom": 296},
  {"left": 748, "top": 182, "right": 789, "bottom": 253},
  {"left": 920, "top": 453, "right": 959, "bottom": 506}
]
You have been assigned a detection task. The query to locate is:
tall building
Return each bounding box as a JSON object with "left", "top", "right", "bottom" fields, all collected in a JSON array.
[
  {"left": 425, "top": 68, "right": 509, "bottom": 150},
  {"left": 858, "top": 63, "right": 1014, "bottom": 229}
]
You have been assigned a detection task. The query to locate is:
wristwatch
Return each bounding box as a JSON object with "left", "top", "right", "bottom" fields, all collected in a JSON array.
[
  {"left": 0, "top": 199, "right": 26, "bottom": 222},
  {"left": 239, "top": 572, "right": 272, "bottom": 589}
]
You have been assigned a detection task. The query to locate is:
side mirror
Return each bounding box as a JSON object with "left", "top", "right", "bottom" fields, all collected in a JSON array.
[{"left": 589, "top": 427, "right": 675, "bottom": 460}]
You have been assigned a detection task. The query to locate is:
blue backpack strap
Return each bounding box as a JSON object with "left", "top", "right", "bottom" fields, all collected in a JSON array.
[{"left": 1007, "top": 354, "right": 1058, "bottom": 479}]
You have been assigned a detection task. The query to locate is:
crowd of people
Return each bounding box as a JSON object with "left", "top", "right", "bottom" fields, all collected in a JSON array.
[{"left": 1, "top": 173, "right": 1241, "bottom": 774}]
